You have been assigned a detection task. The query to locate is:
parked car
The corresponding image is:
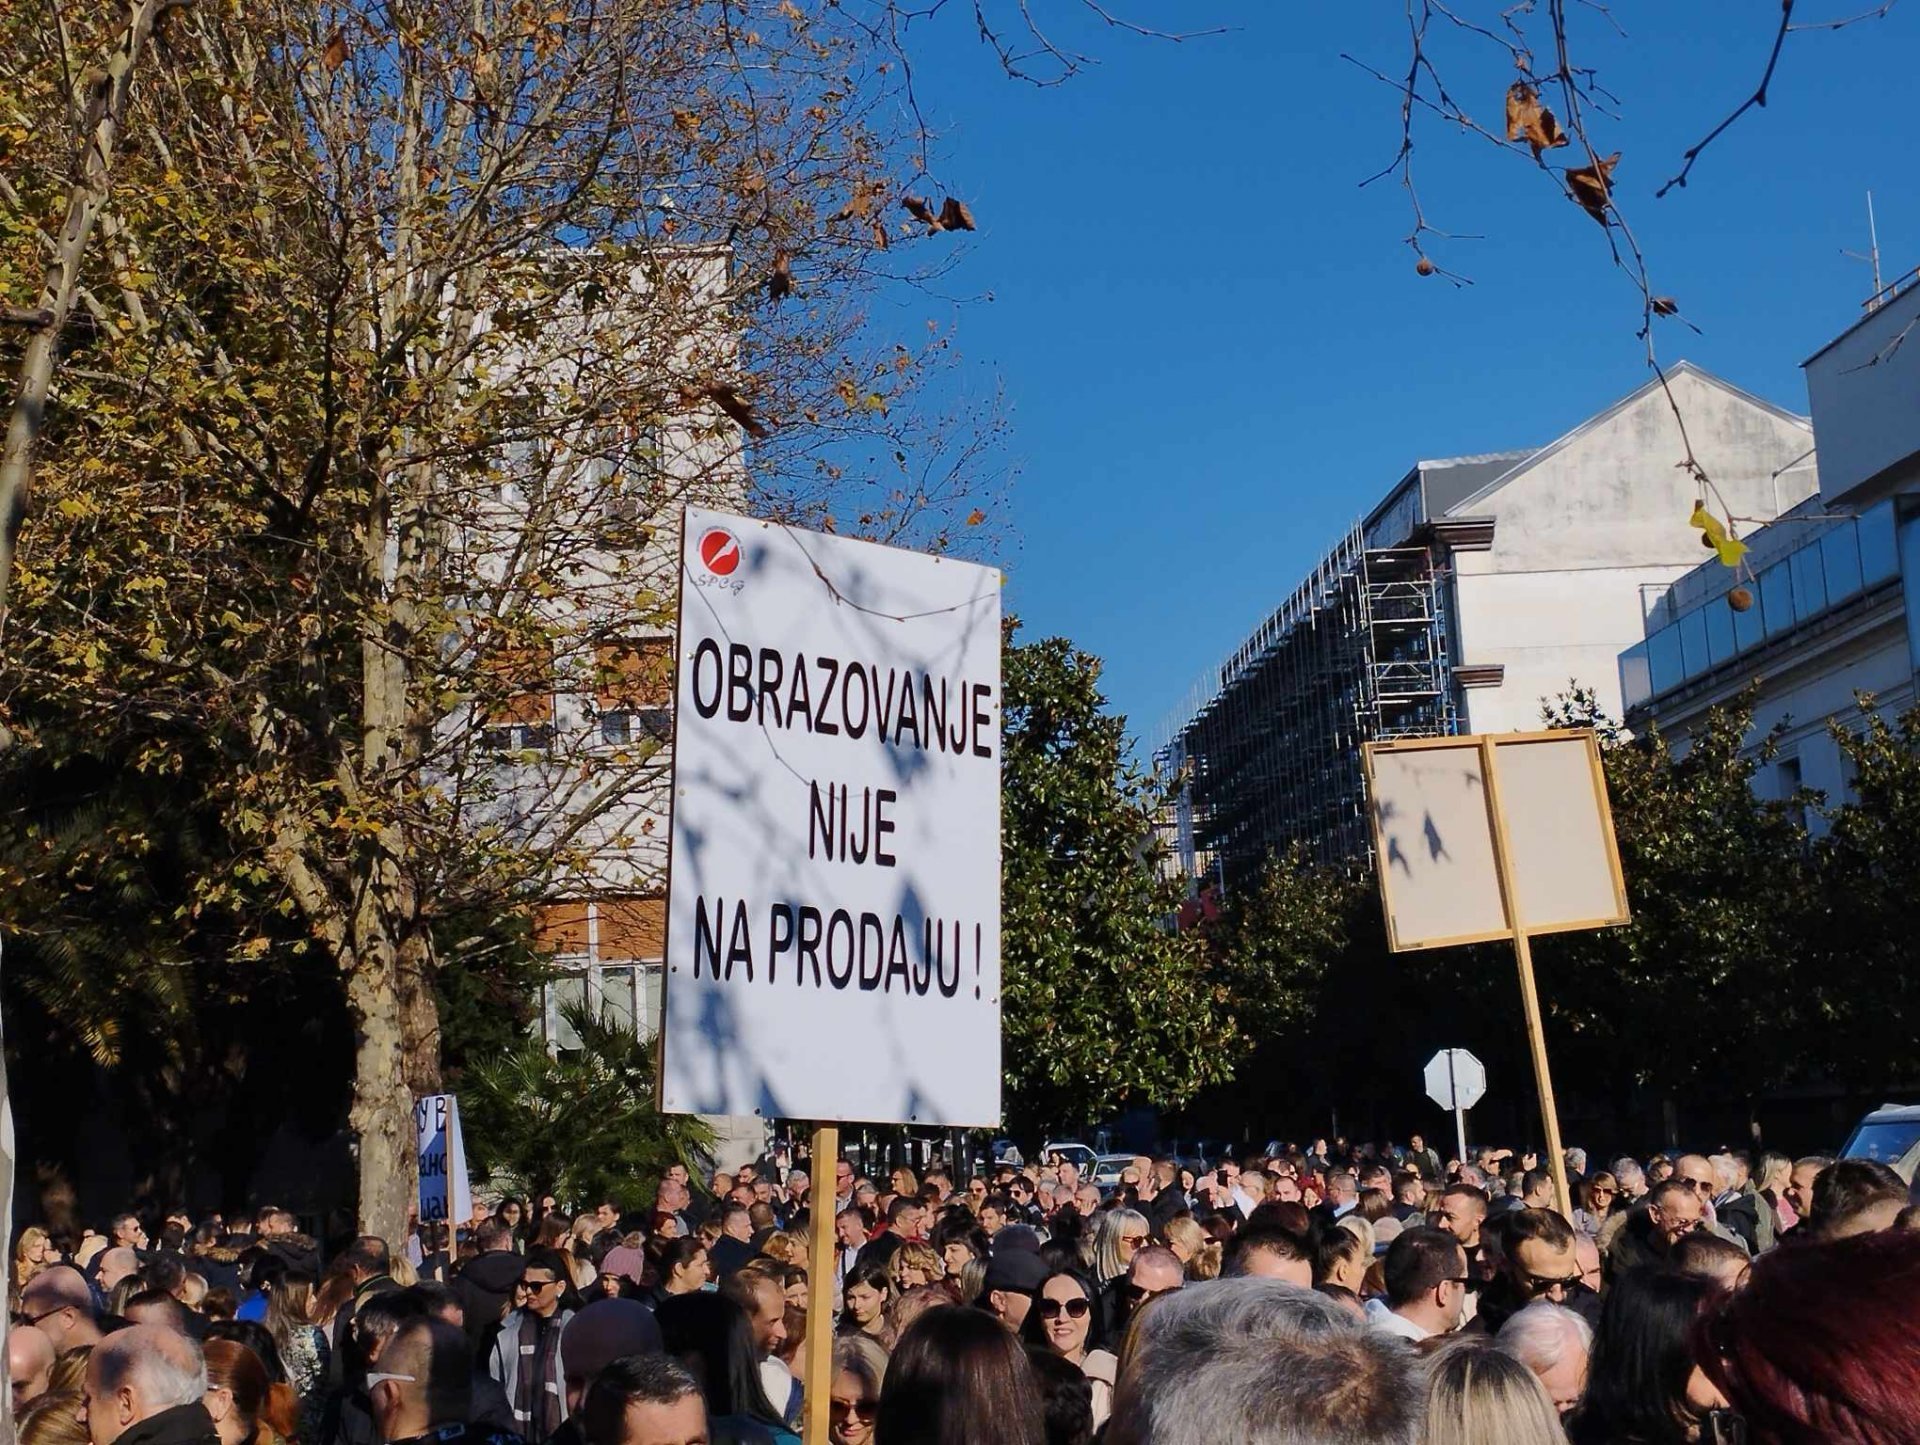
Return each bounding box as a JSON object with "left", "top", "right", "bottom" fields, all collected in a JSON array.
[
  {"left": 1840, "top": 1102, "right": 1920, "bottom": 1186},
  {"left": 1040, "top": 1140, "right": 1098, "bottom": 1174},
  {"left": 1092, "top": 1153, "right": 1136, "bottom": 1188}
]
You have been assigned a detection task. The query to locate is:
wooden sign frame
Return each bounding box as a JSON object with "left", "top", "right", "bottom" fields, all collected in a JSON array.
[{"left": 1361, "top": 728, "right": 1630, "bottom": 1220}]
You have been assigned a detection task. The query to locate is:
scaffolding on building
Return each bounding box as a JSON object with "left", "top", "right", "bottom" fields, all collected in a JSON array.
[{"left": 1156, "top": 525, "right": 1460, "bottom": 885}]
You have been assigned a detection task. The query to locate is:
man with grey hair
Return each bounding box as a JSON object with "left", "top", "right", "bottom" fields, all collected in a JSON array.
[
  {"left": 1596, "top": 1160, "right": 1649, "bottom": 1255},
  {"left": 1106, "top": 1279, "right": 1421, "bottom": 1445},
  {"left": 81, "top": 1324, "right": 214, "bottom": 1445},
  {"left": 1495, "top": 1302, "right": 1591, "bottom": 1416},
  {"left": 1563, "top": 1148, "right": 1588, "bottom": 1181}
]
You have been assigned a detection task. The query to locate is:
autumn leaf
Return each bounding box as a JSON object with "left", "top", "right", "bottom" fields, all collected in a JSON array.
[
  {"left": 768, "top": 250, "right": 793, "bottom": 302},
  {"left": 965, "top": 509, "right": 986, "bottom": 527},
  {"left": 1506, "top": 83, "right": 1568, "bottom": 157},
  {"left": 938, "top": 196, "right": 975, "bottom": 232},
  {"left": 1504, "top": 82, "right": 1536, "bottom": 140},
  {"left": 1566, "top": 152, "right": 1619, "bottom": 227},
  {"left": 1652, "top": 296, "right": 1679, "bottom": 316},
  {"left": 321, "top": 28, "right": 349, "bottom": 72},
  {"left": 869, "top": 218, "right": 888, "bottom": 251},
  {"left": 699, "top": 381, "right": 769, "bottom": 438},
  {"left": 902, "top": 194, "right": 940, "bottom": 230}
]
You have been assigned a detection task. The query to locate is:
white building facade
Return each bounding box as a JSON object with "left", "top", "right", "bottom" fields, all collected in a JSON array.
[
  {"left": 1162, "top": 363, "right": 1816, "bottom": 881},
  {"left": 1620, "top": 276, "right": 1920, "bottom": 814}
]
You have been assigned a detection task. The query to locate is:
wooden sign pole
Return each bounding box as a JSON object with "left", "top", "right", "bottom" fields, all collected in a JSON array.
[
  {"left": 1477, "top": 738, "right": 1574, "bottom": 1221},
  {"left": 803, "top": 1123, "right": 840, "bottom": 1445}
]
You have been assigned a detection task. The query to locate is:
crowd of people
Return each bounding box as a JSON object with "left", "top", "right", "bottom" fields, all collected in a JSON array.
[{"left": 9, "top": 1136, "right": 1920, "bottom": 1445}]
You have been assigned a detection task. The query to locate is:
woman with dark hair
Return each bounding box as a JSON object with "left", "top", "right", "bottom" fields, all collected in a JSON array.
[
  {"left": 646, "top": 1236, "right": 713, "bottom": 1306},
  {"left": 1693, "top": 1229, "right": 1920, "bottom": 1443},
  {"left": 203, "top": 1321, "right": 290, "bottom": 1384},
  {"left": 929, "top": 1215, "right": 990, "bottom": 1286},
  {"left": 495, "top": 1198, "right": 527, "bottom": 1249},
  {"left": 1017, "top": 1268, "right": 1116, "bottom": 1431},
  {"left": 877, "top": 1306, "right": 1046, "bottom": 1445},
  {"left": 1568, "top": 1269, "right": 1714, "bottom": 1445},
  {"left": 1355, "top": 1189, "right": 1394, "bottom": 1224},
  {"left": 246, "top": 1260, "right": 328, "bottom": 1438},
  {"left": 1023, "top": 1349, "right": 1094, "bottom": 1445},
  {"left": 656, "top": 1292, "right": 798, "bottom": 1444},
  {"left": 837, "top": 1261, "right": 896, "bottom": 1349}
]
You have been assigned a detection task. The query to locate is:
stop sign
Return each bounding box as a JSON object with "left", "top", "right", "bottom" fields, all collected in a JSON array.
[{"left": 1424, "top": 1048, "right": 1486, "bottom": 1111}]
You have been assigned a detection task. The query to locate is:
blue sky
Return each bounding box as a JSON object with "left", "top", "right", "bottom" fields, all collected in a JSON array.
[{"left": 876, "top": 0, "right": 1920, "bottom": 746}]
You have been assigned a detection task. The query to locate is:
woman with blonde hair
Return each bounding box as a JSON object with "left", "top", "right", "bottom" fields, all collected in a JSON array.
[
  {"left": 13, "top": 1227, "right": 59, "bottom": 1295},
  {"left": 1160, "top": 1217, "right": 1221, "bottom": 1281},
  {"left": 1422, "top": 1337, "right": 1568, "bottom": 1445},
  {"left": 889, "top": 1241, "right": 943, "bottom": 1293},
  {"left": 759, "top": 1231, "right": 807, "bottom": 1268},
  {"left": 17, "top": 1394, "right": 89, "bottom": 1445}
]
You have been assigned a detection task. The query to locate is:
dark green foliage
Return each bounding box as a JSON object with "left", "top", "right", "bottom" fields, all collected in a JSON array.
[
  {"left": 1000, "top": 627, "right": 1237, "bottom": 1135},
  {"left": 461, "top": 1002, "right": 713, "bottom": 1213}
]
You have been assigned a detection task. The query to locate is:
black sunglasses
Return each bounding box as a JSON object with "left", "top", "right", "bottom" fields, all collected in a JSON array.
[
  {"left": 1520, "top": 1271, "right": 1581, "bottom": 1296},
  {"left": 1036, "top": 1297, "right": 1091, "bottom": 1321}
]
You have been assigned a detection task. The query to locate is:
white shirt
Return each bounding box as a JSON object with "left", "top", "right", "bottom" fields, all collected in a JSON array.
[{"left": 1364, "top": 1297, "right": 1432, "bottom": 1341}]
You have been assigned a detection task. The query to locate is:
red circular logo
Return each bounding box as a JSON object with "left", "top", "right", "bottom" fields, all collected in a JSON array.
[{"left": 699, "top": 528, "right": 741, "bottom": 576}]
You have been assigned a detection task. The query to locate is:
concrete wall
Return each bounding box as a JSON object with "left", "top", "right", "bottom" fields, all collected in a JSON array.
[
  {"left": 1456, "top": 564, "right": 1692, "bottom": 731},
  {"left": 1452, "top": 367, "right": 1817, "bottom": 730},
  {"left": 1805, "top": 283, "right": 1920, "bottom": 506}
]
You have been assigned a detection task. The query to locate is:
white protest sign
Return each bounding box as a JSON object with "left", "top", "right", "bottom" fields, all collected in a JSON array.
[
  {"left": 660, "top": 507, "right": 1002, "bottom": 1126},
  {"left": 414, "top": 1093, "right": 472, "bottom": 1225}
]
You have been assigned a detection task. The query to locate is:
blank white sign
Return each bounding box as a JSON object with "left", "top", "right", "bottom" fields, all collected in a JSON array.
[
  {"left": 1365, "top": 745, "right": 1506, "bottom": 947},
  {"left": 1495, "top": 735, "right": 1626, "bottom": 932},
  {"left": 1365, "top": 730, "right": 1627, "bottom": 951}
]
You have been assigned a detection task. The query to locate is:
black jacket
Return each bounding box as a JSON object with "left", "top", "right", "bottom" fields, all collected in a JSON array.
[
  {"left": 1714, "top": 1193, "right": 1762, "bottom": 1254},
  {"left": 456, "top": 1250, "right": 528, "bottom": 1353},
  {"left": 118, "top": 1404, "right": 219, "bottom": 1445},
  {"left": 1147, "top": 1188, "right": 1191, "bottom": 1233},
  {"left": 709, "top": 1234, "right": 759, "bottom": 1279}
]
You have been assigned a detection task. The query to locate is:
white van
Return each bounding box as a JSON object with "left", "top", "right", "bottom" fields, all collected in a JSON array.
[{"left": 1839, "top": 1103, "right": 1920, "bottom": 1183}]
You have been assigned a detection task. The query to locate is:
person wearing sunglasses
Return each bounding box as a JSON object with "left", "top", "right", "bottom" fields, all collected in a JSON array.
[
  {"left": 826, "top": 1335, "right": 886, "bottom": 1445},
  {"left": 1019, "top": 1268, "right": 1117, "bottom": 1430},
  {"left": 486, "top": 1250, "right": 577, "bottom": 1442},
  {"left": 1475, "top": 1209, "right": 1601, "bottom": 1337},
  {"left": 1573, "top": 1172, "right": 1620, "bottom": 1238}
]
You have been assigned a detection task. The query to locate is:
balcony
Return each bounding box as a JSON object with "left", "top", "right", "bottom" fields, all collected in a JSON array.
[{"left": 1621, "top": 500, "right": 1899, "bottom": 711}]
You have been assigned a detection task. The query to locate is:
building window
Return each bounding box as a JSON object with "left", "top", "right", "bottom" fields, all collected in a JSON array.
[
  {"left": 600, "top": 708, "right": 673, "bottom": 747},
  {"left": 594, "top": 639, "right": 674, "bottom": 747},
  {"left": 478, "top": 641, "right": 556, "bottom": 754},
  {"left": 534, "top": 897, "right": 667, "bottom": 1053}
]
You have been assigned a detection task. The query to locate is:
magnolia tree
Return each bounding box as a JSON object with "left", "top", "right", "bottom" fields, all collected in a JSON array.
[{"left": 2, "top": 0, "right": 1000, "bottom": 1235}]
